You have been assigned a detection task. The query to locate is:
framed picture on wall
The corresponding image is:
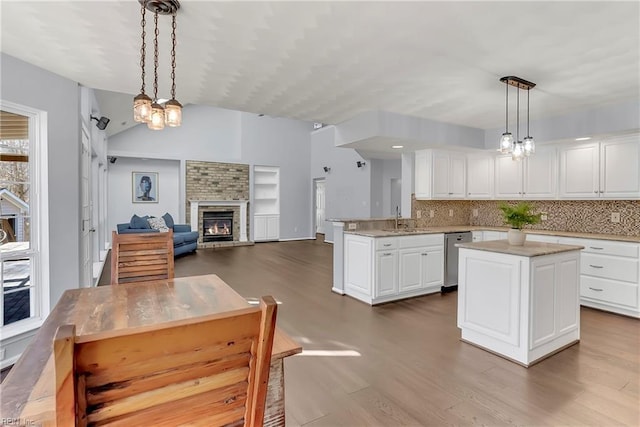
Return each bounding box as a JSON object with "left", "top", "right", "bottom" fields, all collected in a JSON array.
[{"left": 132, "top": 172, "right": 158, "bottom": 203}]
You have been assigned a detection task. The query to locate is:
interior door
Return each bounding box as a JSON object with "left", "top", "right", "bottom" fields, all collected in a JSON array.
[
  {"left": 81, "top": 126, "right": 93, "bottom": 287},
  {"left": 315, "top": 180, "right": 326, "bottom": 234}
]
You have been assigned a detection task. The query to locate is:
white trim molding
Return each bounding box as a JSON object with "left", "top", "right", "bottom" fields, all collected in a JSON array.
[{"left": 189, "top": 200, "right": 249, "bottom": 242}]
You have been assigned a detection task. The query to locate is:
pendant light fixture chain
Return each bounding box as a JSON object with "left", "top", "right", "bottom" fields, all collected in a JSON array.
[
  {"left": 139, "top": 3, "right": 146, "bottom": 94},
  {"left": 170, "top": 13, "right": 176, "bottom": 100},
  {"left": 153, "top": 11, "right": 159, "bottom": 102},
  {"left": 498, "top": 75, "right": 536, "bottom": 159}
]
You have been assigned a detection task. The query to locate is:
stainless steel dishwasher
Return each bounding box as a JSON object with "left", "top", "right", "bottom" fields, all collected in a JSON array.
[{"left": 443, "top": 232, "right": 472, "bottom": 292}]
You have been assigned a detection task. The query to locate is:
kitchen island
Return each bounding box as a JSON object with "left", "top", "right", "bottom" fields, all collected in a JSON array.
[{"left": 456, "top": 240, "right": 584, "bottom": 367}]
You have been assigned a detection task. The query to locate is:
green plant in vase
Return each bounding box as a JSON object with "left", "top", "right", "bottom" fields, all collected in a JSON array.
[{"left": 498, "top": 202, "right": 541, "bottom": 245}]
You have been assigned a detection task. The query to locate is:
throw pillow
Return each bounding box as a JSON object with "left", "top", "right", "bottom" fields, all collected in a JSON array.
[
  {"left": 148, "top": 216, "right": 170, "bottom": 232},
  {"left": 162, "top": 212, "right": 175, "bottom": 230},
  {"left": 130, "top": 214, "right": 151, "bottom": 229}
]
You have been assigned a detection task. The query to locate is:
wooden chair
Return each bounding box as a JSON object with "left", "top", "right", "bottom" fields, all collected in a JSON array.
[
  {"left": 54, "top": 296, "right": 278, "bottom": 427},
  {"left": 110, "top": 230, "right": 174, "bottom": 285}
]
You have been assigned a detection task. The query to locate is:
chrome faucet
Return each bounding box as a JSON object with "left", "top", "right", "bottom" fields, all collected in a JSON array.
[{"left": 395, "top": 206, "right": 400, "bottom": 230}]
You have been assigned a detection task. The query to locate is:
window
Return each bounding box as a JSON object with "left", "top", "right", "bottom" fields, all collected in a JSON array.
[{"left": 0, "top": 102, "right": 49, "bottom": 337}]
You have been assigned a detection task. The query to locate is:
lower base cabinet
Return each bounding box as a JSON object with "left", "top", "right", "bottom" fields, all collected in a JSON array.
[
  {"left": 344, "top": 233, "right": 444, "bottom": 305},
  {"left": 254, "top": 215, "right": 279, "bottom": 241}
]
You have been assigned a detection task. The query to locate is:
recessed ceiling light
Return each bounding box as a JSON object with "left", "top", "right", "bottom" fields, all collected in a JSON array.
[
  {"left": 575, "top": 137, "right": 591, "bottom": 141},
  {"left": 391, "top": 145, "right": 404, "bottom": 149}
]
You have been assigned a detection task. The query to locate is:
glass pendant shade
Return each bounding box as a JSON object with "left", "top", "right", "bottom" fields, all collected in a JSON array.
[
  {"left": 512, "top": 141, "right": 524, "bottom": 160},
  {"left": 500, "top": 132, "right": 514, "bottom": 153},
  {"left": 148, "top": 102, "right": 165, "bottom": 130},
  {"left": 133, "top": 93, "right": 153, "bottom": 123},
  {"left": 523, "top": 136, "right": 535, "bottom": 156},
  {"left": 164, "top": 99, "right": 182, "bottom": 127}
]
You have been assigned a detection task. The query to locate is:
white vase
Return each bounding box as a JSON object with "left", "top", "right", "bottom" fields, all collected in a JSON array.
[{"left": 507, "top": 229, "right": 526, "bottom": 246}]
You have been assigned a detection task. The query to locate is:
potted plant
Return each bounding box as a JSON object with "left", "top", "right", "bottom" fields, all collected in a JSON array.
[{"left": 498, "top": 202, "right": 541, "bottom": 246}]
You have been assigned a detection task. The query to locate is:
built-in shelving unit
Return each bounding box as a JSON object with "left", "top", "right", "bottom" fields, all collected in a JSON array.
[{"left": 253, "top": 165, "right": 280, "bottom": 241}]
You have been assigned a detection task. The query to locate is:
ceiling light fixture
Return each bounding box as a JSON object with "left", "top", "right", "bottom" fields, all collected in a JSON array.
[
  {"left": 391, "top": 145, "right": 404, "bottom": 149},
  {"left": 575, "top": 137, "right": 591, "bottom": 141},
  {"left": 499, "top": 76, "right": 536, "bottom": 160},
  {"left": 132, "top": 0, "right": 181, "bottom": 130}
]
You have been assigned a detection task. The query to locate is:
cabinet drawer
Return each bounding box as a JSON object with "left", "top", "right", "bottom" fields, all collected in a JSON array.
[
  {"left": 581, "top": 276, "right": 639, "bottom": 308},
  {"left": 581, "top": 254, "right": 639, "bottom": 283},
  {"left": 580, "top": 239, "right": 639, "bottom": 258},
  {"left": 375, "top": 237, "right": 398, "bottom": 250},
  {"left": 398, "top": 234, "right": 444, "bottom": 249}
]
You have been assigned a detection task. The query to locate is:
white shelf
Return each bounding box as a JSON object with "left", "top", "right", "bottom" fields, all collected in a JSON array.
[{"left": 253, "top": 166, "right": 280, "bottom": 241}]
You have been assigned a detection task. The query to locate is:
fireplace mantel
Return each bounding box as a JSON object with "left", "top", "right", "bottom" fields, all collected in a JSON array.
[{"left": 190, "top": 200, "right": 249, "bottom": 242}]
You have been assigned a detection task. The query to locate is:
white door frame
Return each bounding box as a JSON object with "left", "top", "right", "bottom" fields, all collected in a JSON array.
[{"left": 313, "top": 178, "right": 326, "bottom": 235}]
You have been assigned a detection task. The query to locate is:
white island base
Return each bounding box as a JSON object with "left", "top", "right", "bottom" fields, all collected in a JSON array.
[{"left": 457, "top": 240, "right": 583, "bottom": 367}]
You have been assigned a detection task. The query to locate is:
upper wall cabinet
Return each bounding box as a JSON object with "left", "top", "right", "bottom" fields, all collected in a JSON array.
[
  {"left": 415, "top": 149, "right": 466, "bottom": 200},
  {"left": 466, "top": 154, "right": 494, "bottom": 199},
  {"left": 559, "top": 135, "right": 640, "bottom": 199},
  {"left": 494, "top": 146, "right": 557, "bottom": 199}
]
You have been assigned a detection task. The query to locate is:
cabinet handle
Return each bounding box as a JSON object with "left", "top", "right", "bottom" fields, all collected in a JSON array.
[
  {"left": 588, "top": 287, "right": 603, "bottom": 292},
  {"left": 421, "top": 253, "right": 428, "bottom": 256},
  {"left": 383, "top": 252, "right": 393, "bottom": 256},
  {"left": 589, "top": 246, "right": 604, "bottom": 250},
  {"left": 383, "top": 243, "right": 392, "bottom": 247},
  {"left": 594, "top": 191, "right": 598, "bottom": 194},
  {"left": 589, "top": 264, "right": 604, "bottom": 269},
  {"left": 448, "top": 192, "right": 453, "bottom": 195},
  {"left": 599, "top": 191, "right": 604, "bottom": 193}
]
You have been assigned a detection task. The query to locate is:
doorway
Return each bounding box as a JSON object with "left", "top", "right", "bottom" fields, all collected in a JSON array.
[{"left": 314, "top": 179, "right": 326, "bottom": 235}]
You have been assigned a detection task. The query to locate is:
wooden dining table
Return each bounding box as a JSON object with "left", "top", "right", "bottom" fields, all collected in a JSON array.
[{"left": 0, "top": 274, "right": 302, "bottom": 426}]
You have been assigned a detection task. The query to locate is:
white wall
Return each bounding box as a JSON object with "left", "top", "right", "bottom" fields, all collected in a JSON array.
[
  {"left": 107, "top": 158, "right": 181, "bottom": 233},
  {"left": 382, "top": 158, "right": 402, "bottom": 216}
]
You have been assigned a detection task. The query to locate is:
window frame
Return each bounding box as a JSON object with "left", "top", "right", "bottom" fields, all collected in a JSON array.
[{"left": 0, "top": 100, "right": 49, "bottom": 339}]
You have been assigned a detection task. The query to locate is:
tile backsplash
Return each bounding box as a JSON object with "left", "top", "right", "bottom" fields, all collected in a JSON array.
[{"left": 412, "top": 197, "right": 640, "bottom": 237}]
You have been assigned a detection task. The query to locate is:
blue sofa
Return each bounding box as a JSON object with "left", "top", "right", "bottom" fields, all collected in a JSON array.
[{"left": 116, "top": 214, "right": 198, "bottom": 256}]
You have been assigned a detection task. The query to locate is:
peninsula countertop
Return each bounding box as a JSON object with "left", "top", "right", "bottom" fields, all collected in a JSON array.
[
  {"left": 342, "top": 225, "right": 639, "bottom": 243},
  {"left": 456, "top": 240, "right": 585, "bottom": 257}
]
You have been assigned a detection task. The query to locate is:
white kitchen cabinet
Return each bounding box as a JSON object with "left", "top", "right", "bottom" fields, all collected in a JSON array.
[
  {"left": 559, "top": 135, "right": 640, "bottom": 199},
  {"left": 253, "top": 165, "right": 280, "bottom": 241},
  {"left": 481, "top": 231, "right": 508, "bottom": 241},
  {"left": 458, "top": 245, "right": 581, "bottom": 367},
  {"left": 495, "top": 146, "right": 557, "bottom": 199},
  {"left": 344, "top": 233, "right": 444, "bottom": 304},
  {"left": 557, "top": 236, "right": 640, "bottom": 318},
  {"left": 415, "top": 149, "right": 466, "bottom": 199},
  {"left": 466, "top": 154, "right": 494, "bottom": 198}
]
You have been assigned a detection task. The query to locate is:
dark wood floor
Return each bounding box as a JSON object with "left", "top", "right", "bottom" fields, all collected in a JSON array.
[{"left": 172, "top": 238, "right": 639, "bottom": 426}]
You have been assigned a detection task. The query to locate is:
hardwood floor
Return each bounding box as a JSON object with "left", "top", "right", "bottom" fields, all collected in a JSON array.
[{"left": 179, "top": 239, "right": 638, "bottom": 425}]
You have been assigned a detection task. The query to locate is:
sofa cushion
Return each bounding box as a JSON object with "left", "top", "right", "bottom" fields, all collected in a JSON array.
[
  {"left": 148, "top": 216, "right": 170, "bottom": 232},
  {"left": 130, "top": 214, "right": 151, "bottom": 229},
  {"left": 182, "top": 231, "right": 199, "bottom": 243},
  {"left": 173, "top": 233, "right": 185, "bottom": 246},
  {"left": 162, "top": 212, "right": 175, "bottom": 230}
]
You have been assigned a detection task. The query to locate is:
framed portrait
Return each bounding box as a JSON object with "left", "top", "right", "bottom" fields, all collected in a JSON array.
[{"left": 132, "top": 172, "right": 158, "bottom": 203}]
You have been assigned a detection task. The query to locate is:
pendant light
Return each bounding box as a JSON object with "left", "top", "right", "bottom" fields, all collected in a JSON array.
[
  {"left": 133, "top": 2, "right": 152, "bottom": 123},
  {"left": 132, "top": 0, "right": 181, "bottom": 130},
  {"left": 164, "top": 13, "right": 182, "bottom": 127},
  {"left": 148, "top": 10, "right": 165, "bottom": 130},
  {"left": 498, "top": 76, "right": 536, "bottom": 160}
]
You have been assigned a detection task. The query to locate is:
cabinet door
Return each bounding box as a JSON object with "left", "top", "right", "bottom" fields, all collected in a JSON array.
[
  {"left": 266, "top": 215, "right": 279, "bottom": 240},
  {"left": 432, "top": 152, "right": 450, "bottom": 198},
  {"left": 495, "top": 155, "right": 523, "bottom": 199},
  {"left": 524, "top": 146, "right": 557, "bottom": 198},
  {"left": 414, "top": 150, "right": 431, "bottom": 199},
  {"left": 559, "top": 142, "right": 599, "bottom": 198},
  {"left": 254, "top": 216, "right": 267, "bottom": 241},
  {"left": 467, "top": 155, "right": 494, "bottom": 198},
  {"left": 449, "top": 154, "right": 467, "bottom": 198},
  {"left": 422, "top": 246, "right": 444, "bottom": 288},
  {"left": 375, "top": 251, "right": 398, "bottom": 297},
  {"left": 398, "top": 249, "right": 423, "bottom": 292},
  {"left": 600, "top": 136, "right": 640, "bottom": 198}
]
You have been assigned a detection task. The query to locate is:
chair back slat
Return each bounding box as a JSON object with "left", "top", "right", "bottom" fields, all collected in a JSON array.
[
  {"left": 55, "top": 297, "right": 277, "bottom": 427},
  {"left": 110, "top": 230, "right": 174, "bottom": 284}
]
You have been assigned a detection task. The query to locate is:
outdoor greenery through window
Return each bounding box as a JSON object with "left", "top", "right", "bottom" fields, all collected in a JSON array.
[{"left": 1, "top": 109, "right": 35, "bottom": 327}]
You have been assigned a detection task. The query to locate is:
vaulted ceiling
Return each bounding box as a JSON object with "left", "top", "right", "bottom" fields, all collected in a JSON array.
[{"left": 2, "top": 1, "right": 639, "bottom": 138}]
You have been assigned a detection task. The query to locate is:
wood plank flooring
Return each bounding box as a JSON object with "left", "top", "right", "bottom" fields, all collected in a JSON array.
[{"left": 176, "top": 239, "right": 637, "bottom": 425}]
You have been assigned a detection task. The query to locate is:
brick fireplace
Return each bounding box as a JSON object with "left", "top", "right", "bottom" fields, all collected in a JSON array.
[{"left": 185, "top": 160, "right": 250, "bottom": 248}]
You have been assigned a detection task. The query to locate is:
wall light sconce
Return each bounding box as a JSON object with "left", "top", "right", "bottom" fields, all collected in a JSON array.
[
  {"left": 90, "top": 115, "right": 110, "bottom": 130},
  {"left": 323, "top": 166, "right": 331, "bottom": 173},
  {"left": 356, "top": 161, "right": 366, "bottom": 168}
]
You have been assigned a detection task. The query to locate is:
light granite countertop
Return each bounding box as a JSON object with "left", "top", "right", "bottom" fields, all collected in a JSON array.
[
  {"left": 342, "top": 225, "right": 640, "bottom": 243},
  {"left": 456, "top": 240, "right": 585, "bottom": 257}
]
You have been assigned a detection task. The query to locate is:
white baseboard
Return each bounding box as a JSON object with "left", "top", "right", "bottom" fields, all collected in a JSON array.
[
  {"left": 331, "top": 287, "right": 345, "bottom": 295},
  {"left": 277, "top": 237, "right": 316, "bottom": 242},
  {"left": 1, "top": 353, "right": 20, "bottom": 370}
]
